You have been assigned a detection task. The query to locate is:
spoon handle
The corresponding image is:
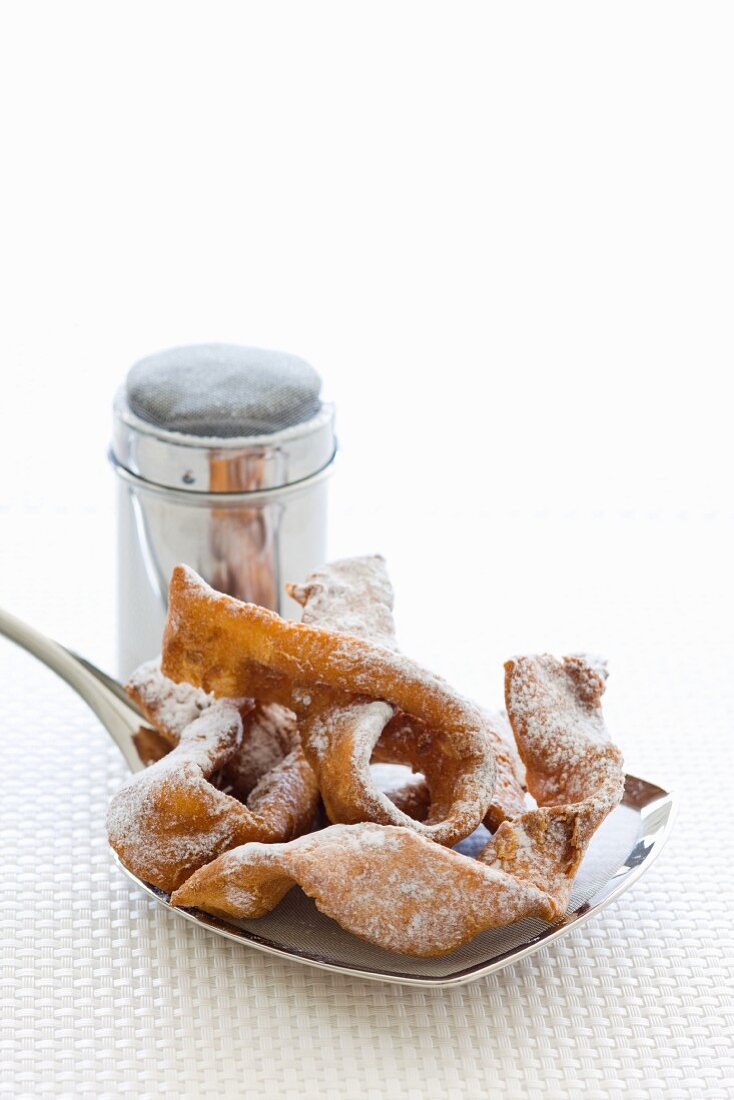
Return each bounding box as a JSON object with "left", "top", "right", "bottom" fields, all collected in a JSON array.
[{"left": 0, "top": 606, "right": 145, "bottom": 772}]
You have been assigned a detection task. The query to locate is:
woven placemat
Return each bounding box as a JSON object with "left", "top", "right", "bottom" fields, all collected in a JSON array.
[{"left": 1, "top": 511, "right": 732, "bottom": 1099}]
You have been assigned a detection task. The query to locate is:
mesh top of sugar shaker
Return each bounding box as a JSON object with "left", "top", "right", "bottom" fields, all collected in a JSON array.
[{"left": 126, "top": 344, "right": 323, "bottom": 438}]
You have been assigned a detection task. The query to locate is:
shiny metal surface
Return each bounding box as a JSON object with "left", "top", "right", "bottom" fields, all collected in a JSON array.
[
  {"left": 112, "top": 388, "right": 336, "bottom": 492},
  {"left": 111, "top": 345, "right": 336, "bottom": 678},
  {"left": 0, "top": 609, "right": 676, "bottom": 989},
  {"left": 113, "top": 464, "right": 332, "bottom": 678},
  {"left": 117, "top": 777, "right": 675, "bottom": 988},
  {"left": 0, "top": 607, "right": 150, "bottom": 774}
]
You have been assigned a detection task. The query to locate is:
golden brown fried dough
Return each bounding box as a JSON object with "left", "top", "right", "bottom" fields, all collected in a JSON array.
[
  {"left": 480, "top": 654, "right": 625, "bottom": 911},
  {"left": 172, "top": 823, "right": 552, "bottom": 957},
  {"left": 127, "top": 659, "right": 300, "bottom": 800},
  {"left": 108, "top": 688, "right": 318, "bottom": 893},
  {"left": 161, "top": 564, "right": 497, "bottom": 846},
  {"left": 171, "top": 654, "right": 624, "bottom": 956},
  {"left": 288, "top": 556, "right": 526, "bottom": 833}
]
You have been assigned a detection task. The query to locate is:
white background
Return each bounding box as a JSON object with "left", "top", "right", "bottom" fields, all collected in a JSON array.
[
  {"left": 1, "top": 1, "right": 732, "bottom": 666},
  {"left": 1, "top": 5, "right": 732, "bottom": 1097},
  {"left": 1, "top": 1, "right": 732, "bottom": 517}
]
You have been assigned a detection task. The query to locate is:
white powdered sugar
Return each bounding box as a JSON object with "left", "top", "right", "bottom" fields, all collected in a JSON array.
[
  {"left": 222, "top": 703, "right": 298, "bottom": 799},
  {"left": 480, "top": 654, "right": 626, "bottom": 908},
  {"left": 306, "top": 699, "right": 394, "bottom": 762},
  {"left": 288, "top": 555, "right": 398, "bottom": 651},
  {"left": 504, "top": 653, "right": 620, "bottom": 802},
  {"left": 127, "top": 657, "right": 218, "bottom": 739},
  {"left": 168, "top": 652, "right": 626, "bottom": 955},
  {"left": 176, "top": 822, "right": 550, "bottom": 956},
  {"left": 283, "top": 556, "right": 498, "bottom": 843},
  {"left": 107, "top": 702, "right": 244, "bottom": 886},
  {"left": 127, "top": 658, "right": 297, "bottom": 800}
]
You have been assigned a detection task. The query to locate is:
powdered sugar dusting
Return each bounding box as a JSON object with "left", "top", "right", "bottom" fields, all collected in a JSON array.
[
  {"left": 503, "top": 654, "right": 620, "bottom": 806},
  {"left": 107, "top": 702, "right": 245, "bottom": 889},
  {"left": 170, "top": 651, "right": 626, "bottom": 956},
  {"left": 307, "top": 699, "right": 394, "bottom": 762},
  {"left": 127, "top": 658, "right": 298, "bottom": 801},
  {"left": 109, "top": 681, "right": 317, "bottom": 893},
  {"left": 127, "top": 657, "right": 215, "bottom": 741},
  {"left": 172, "top": 822, "right": 551, "bottom": 956},
  {"left": 157, "top": 560, "right": 627, "bottom": 957},
  {"left": 222, "top": 703, "right": 299, "bottom": 799},
  {"left": 285, "top": 556, "right": 497, "bottom": 844},
  {"left": 479, "top": 654, "right": 625, "bottom": 911},
  {"left": 287, "top": 555, "right": 398, "bottom": 651}
]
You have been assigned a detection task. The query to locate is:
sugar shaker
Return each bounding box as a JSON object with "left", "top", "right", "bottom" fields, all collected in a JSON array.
[{"left": 110, "top": 343, "right": 335, "bottom": 677}]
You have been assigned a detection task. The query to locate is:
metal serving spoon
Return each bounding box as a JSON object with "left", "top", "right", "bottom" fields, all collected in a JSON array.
[{"left": 0, "top": 605, "right": 677, "bottom": 988}]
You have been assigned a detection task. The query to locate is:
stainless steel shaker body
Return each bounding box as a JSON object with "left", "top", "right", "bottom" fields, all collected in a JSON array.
[{"left": 110, "top": 345, "right": 335, "bottom": 678}]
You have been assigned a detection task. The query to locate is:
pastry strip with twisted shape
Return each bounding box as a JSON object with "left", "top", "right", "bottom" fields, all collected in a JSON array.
[
  {"left": 162, "top": 564, "right": 497, "bottom": 846},
  {"left": 171, "top": 654, "right": 624, "bottom": 956},
  {"left": 107, "top": 690, "right": 318, "bottom": 892},
  {"left": 288, "top": 555, "right": 527, "bottom": 832}
]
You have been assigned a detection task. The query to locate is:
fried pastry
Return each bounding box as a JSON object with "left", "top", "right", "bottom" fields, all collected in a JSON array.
[
  {"left": 172, "top": 822, "right": 552, "bottom": 957},
  {"left": 170, "top": 654, "right": 624, "bottom": 956},
  {"left": 127, "top": 658, "right": 299, "bottom": 800},
  {"left": 107, "top": 689, "right": 318, "bottom": 893},
  {"left": 288, "top": 555, "right": 526, "bottom": 832},
  {"left": 482, "top": 654, "right": 625, "bottom": 911},
  {"left": 161, "top": 564, "right": 497, "bottom": 846}
]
